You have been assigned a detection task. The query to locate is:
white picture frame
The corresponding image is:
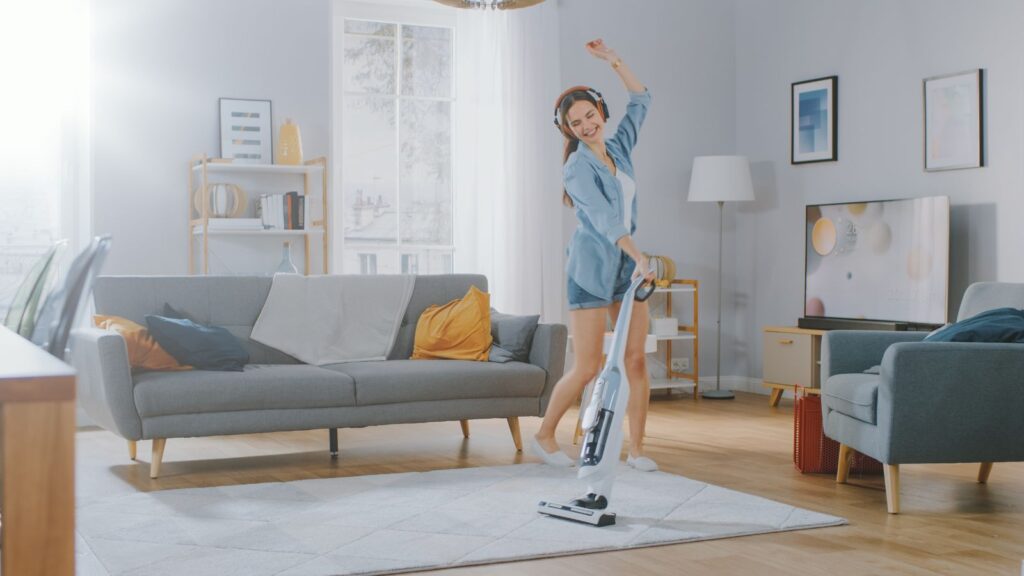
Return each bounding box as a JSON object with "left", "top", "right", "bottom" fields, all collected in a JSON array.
[
  {"left": 924, "top": 69, "right": 984, "bottom": 171},
  {"left": 219, "top": 98, "right": 273, "bottom": 164}
]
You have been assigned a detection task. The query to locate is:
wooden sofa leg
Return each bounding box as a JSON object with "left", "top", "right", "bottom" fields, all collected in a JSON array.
[
  {"left": 460, "top": 420, "right": 470, "bottom": 439},
  {"left": 150, "top": 438, "right": 166, "bottom": 479},
  {"left": 507, "top": 417, "right": 522, "bottom": 452},
  {"left": 978, "top": 462, "right": 993, "bottom": 484},
  {"left": 836, "top": 444, "right": 852, "bottom": 484},
  {"left": 128, "top": 440, "right": 137, "bottom": 461},
  {"left": 883, "top": 463, "right": 900, "bottom": 514},
  {"left": 329, "top": 428, "right": 338, "bottom": 458}
]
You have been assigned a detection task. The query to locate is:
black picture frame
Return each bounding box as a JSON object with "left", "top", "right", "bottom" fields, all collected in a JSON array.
[{"left": 791, "top": 75, "right": 838, "bottom": 164}]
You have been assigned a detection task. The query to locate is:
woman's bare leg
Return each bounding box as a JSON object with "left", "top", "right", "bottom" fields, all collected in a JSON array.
[
  {"left": 535, "top": 307, "right": 607, "bottom": 453},
  {"left": 609, "top": 298, "right": 652, "bottom": 458}
]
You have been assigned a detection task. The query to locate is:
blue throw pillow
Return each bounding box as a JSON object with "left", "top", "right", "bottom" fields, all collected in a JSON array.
[
  {"left": 145, "top": 315, "right": 249, "bottom": 371},
  {"left": 923, "top": 307, "right": 1024, "bottom": 343}
]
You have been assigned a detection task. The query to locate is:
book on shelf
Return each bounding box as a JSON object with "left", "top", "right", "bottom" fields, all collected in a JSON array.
[{"left": 257, "top": 192, "right": 305, "bottom": 230}]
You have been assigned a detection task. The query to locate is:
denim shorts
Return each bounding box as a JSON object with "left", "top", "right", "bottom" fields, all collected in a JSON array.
[{"left": 567, "top": 254, "right": 636, "bottom": 311}]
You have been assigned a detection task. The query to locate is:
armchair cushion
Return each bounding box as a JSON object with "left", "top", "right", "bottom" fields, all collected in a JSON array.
[{"left": 822, "top": 373, "right": 878, "bottom": 425}]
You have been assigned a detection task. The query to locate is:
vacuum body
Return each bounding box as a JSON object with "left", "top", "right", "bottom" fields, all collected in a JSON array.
[{"left": 538, "top": 275, "right": 653, "bottom": 527}]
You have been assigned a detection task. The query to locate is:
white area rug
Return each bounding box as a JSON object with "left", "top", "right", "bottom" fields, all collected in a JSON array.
[{"left": 75, "top": 464, "right": 845, "bottom": 576}]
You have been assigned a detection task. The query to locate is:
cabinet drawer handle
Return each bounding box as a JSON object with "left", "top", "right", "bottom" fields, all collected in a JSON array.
[{"left": 778, "top": 339, "right": 794, "bottom": 345}]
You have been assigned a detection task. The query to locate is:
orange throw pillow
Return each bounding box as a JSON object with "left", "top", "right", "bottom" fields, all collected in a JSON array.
[
  {"left": 411, "top": 286, "right": 493, "bottom": 361},
  {"left": 94, "top": 315, "right": 192, "bottom": 371}
]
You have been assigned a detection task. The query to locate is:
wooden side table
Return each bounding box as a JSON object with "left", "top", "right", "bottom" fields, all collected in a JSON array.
[
  {"left": 762, "top": 326, "right": 825, "bottom": 407},
  {"left": 0, "top": 326, "right": 76, "bottom": 576}
]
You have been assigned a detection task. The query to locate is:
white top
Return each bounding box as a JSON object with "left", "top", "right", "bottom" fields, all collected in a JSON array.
[{"left": 617, "top": 170, "right": 635, "bottom": 231}]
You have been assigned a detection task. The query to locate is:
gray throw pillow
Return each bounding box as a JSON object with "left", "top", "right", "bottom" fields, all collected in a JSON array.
[{"left": 488, "top": 308, "right": 540, "bottom": 363}]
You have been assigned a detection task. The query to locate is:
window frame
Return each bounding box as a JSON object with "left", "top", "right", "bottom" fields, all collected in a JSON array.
[{"left": 332, "top": 0, "right": 456, "bottom": 275}]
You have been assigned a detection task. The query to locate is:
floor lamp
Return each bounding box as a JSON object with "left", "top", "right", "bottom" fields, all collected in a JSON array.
[{"left": 687, "top": 156, "right": 755, "bottom": 399}]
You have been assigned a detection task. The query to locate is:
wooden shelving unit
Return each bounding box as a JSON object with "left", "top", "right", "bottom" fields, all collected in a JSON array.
[
  {"left": 188, "top": 154, "right": 329, "bottom": 275},
  {"left": 650, "top": 279, "right": 700, "bottom": 398}
]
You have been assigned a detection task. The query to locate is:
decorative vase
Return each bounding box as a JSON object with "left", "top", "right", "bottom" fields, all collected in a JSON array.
[
  {"left": 645, "top": 254, "right": 676, "bottom": 287},
  {"left": 276, "top": 241, "right": 298, "bottom": 274},
  {"left": 277, "top": 119, "right": 303, "bottom": 165},
  {"left": 194, "top": 183, "right": 246, "bottom": 218}
]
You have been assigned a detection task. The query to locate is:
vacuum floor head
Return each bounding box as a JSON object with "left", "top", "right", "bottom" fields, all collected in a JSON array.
[{"left": 537, "top": 500, "right": 616, "bottom": 527}]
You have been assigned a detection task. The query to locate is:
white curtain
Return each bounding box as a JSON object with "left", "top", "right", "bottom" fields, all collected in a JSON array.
[
  {"left": 453, "top": 2, "right": 564, "bottom": 321},
  {"left": 0, "top": 0, "right": 91, "bottom": 315}
]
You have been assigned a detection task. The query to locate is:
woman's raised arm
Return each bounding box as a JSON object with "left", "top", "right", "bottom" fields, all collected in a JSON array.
[{"left": 585, "top": 39, "right": 645, "bottom": 94}]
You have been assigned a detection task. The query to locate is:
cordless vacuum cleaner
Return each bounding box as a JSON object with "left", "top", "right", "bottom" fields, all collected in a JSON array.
[{"left": 538, "top": 274, "right": 655, "bottom": 527}]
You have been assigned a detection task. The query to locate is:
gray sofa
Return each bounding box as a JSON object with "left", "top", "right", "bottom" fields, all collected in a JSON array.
[{"left": 71, "top": 274, "right": 567, "bottom": 478}]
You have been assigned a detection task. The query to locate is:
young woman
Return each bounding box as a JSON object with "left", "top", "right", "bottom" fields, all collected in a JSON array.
[{"left": 530, "top": 39, "right": 658, "bottom": 472}]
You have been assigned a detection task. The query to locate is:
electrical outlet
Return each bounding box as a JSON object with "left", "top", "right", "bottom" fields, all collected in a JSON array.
[{"left": 670, "top": 358, "right": 689, "bottom": 372}]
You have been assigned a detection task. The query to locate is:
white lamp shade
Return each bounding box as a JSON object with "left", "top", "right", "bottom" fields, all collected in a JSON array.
[{"left": 687, "top": 156, "right": 755, "bottom": 202}]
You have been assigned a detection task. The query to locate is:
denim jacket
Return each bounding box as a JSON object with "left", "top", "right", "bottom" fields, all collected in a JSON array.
[{"left": 564, "top": 88, "right": 651, "bottom": 301}]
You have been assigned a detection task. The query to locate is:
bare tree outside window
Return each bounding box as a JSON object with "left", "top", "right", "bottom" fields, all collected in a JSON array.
[{"left": 342, "top": 19, "right": 454, "bottom": 275}]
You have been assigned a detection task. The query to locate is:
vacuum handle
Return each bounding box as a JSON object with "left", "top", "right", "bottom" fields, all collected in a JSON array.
[{"left": 634, "top": 279, "right": 655, "bottom": 302}]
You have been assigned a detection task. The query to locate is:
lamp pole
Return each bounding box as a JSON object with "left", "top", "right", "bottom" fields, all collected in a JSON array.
[
  {"left": 687, "top": 155, "right": 753, "bottom": 399},
  {"left": 703, "top": 199, "right": 734, "bottom": 399}
]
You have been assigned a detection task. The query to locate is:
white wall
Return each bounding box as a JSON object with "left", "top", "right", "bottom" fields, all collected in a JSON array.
[
  {"left": 733, "top": 0, "right": 1024, "bottom": 383},
  {"left": 91, "top": 0, "right": 331, "bottom": 275},
  {"left": 557, "top": 0, "right": 738, "bottom": 382},
  {"left": 91, "top": 0, "right": 1022, "bottom": 389}
]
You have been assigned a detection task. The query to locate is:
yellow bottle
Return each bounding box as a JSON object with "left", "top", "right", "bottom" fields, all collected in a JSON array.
[{"left": 278, "top": 118, "right": 303, "bottom": 165}]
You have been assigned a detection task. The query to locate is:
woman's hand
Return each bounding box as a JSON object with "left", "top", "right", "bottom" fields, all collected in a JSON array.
[
  {"left": 585, "top": 39, "right": 619, "bottom": 63},
  {"left": 632, "top": 254, "right": 657, "bottom": 285}
]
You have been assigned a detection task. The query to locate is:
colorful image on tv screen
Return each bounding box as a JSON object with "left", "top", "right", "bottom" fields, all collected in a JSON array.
[{"left": 805, "top": 196, "right": 949, "bottom": 324}]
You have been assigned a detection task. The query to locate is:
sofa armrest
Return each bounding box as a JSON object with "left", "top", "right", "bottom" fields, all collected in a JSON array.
[
  {"left": 876, "top": 341, "right": 1024, "bottom": 463},
  {"left": 821, "top": 330, "right": 927, "bottom": 379},
  {"left": 529, "top": 322, "right": 568, "bottom": 413},
  {"left": 69, "top": 328, "right": 143, "bottom": 440}
]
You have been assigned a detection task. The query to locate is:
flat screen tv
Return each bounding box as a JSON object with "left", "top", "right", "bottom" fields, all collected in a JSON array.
[{"left": 804, "top": 196, "right": 950, "bottom": 328}]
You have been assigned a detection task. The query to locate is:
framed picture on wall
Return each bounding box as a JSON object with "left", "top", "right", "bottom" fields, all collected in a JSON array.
[
  {"left": 219, "top": 98, "right": 273, "bottom": 164},
  {"left": 924, "top": 69, "right": 984, "bottom": 171},
  {"left": 791, "top": 76, "right": 838, "bottom": 164}
]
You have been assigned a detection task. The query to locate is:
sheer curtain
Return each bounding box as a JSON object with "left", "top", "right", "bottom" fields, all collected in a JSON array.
[
  {"left": 453, "top": 2, "right": 564, "bottom": 321},
  {"left": 0, "top": 0, "right": 91, "bottom": 315}
]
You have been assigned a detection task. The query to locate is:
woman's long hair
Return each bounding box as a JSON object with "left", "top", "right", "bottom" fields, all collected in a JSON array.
[{"left": 557, "top": 89, "right": 602, "bottom": 208}]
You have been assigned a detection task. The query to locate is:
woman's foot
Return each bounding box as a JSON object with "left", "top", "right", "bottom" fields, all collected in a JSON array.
[
  {"left": 626, "top": 453, "right": 658, "bottom": 472},
  {"left": 530, "top": 435, "right": 574, "bottom": 467}
]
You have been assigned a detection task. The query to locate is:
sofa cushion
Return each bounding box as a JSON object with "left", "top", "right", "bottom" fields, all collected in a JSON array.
[
  {"left": 411, "top": 286, "right": 493, "bottom": 361},
  {"left": 94, "top": 315, "right": 191, "bottom": 372},
  {"left": 822, "top": 373, "right": 879, "bottom": 425},
  {"left": 145, "top": 315, "right": 250, "bottom": 371},
  {"left": 133, "top": 364, "right": 356, "bottom": 417},
  {"left": 324, "top": 359, "right": 546, "bottom": 406},
  {"left": 389, "top": 275, "right": 488, "bottom": 360},
  {"left": 489, "top": 309, "right": 540, "bottom": 363}
]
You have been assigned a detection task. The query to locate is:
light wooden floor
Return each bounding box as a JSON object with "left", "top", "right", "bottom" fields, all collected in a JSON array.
[{"left": 77, "top": 391, "right": 1024, "bottom": 575}]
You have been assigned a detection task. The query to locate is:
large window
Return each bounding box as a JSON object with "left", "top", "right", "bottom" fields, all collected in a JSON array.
[
  {"left": 340, "top": 14, "right": 454, "bottom": 275},
  {"left": 0, "top": 0, "right": 90, "bottom": 317}
]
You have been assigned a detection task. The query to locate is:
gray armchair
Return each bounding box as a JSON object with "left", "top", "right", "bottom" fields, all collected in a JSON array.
[{"left": 820, "top": 282, "right": 1024, "bottom": 514}]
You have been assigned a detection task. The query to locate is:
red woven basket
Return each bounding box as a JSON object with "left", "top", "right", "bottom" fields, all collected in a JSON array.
[{"left": 794, "top": 393, "right": 883, "bottom": 474}]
